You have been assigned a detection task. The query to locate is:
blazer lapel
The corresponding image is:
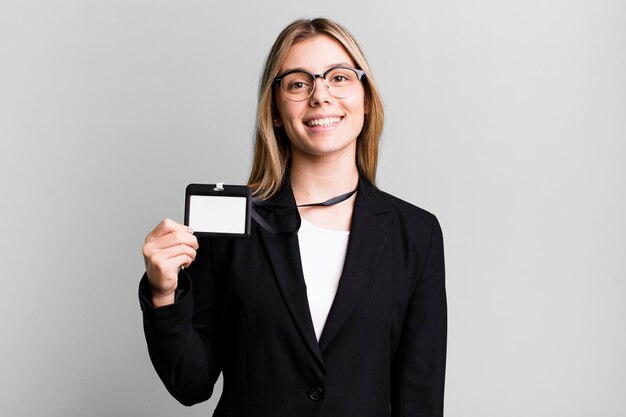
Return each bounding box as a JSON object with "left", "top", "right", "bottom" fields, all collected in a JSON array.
[
  {"left": 318, "top": 179, "right": 391, "bottom": 352},
  {"left": 257, "top": 182, "right": 326, "bottom": 370}
]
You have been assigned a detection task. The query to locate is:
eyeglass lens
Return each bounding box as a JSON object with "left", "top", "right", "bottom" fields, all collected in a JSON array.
[{"left": 280, "top": 68, "right": 361, "bottom": 102}]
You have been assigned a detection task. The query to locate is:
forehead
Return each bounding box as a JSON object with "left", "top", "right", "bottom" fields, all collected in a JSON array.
[{"left": 279, "top": 34, "right": 355, "bottom": 73}]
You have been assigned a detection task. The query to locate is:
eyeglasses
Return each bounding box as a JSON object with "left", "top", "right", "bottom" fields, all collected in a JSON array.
[{"left": 273, "top": 66, "right": 366, "bottom": 102}]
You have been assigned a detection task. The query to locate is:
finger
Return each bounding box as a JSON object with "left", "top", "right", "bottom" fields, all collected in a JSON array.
[
  {"left": 144, "top": 241, "right": 197, "bottom": 273},
  {"left": 169, "top": 254, "right": 194, "bottom": 269},
  {"left": 153, "top": 244, "right": 197, "bottom": 264},
  {"left": 150, "top": 231, "right": 199, "bottom": 251},
  {"left": 143, "top": 243, "right": 194, "bottom": 267},
  {"left": 147, "top": 253, "right": 193, "bottom": 281},
  {"left": 147, "top": 218, "right": 193, "bottom": 240}
]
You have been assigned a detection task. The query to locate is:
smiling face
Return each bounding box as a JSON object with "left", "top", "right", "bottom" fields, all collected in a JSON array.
[{"left": 274, "top": 35, "right": 367, "bottom": 163}]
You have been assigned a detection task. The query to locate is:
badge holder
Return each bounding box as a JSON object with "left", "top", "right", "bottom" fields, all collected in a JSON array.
[{"left": 184, "top": 183, "right": 251, "bottom": 238}]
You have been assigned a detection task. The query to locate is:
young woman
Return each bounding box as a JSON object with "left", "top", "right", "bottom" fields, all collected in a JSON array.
[{"left": 140, "top": 18, "right": 447, "bottom": 417}]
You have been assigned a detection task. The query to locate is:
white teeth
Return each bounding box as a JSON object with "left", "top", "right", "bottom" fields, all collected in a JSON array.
[{"left": 306, "top": 116, "right": 342, "bottom": 127}]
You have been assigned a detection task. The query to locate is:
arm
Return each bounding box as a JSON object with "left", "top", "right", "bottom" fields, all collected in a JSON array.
[
  {"left": 139, "top": 236, "right": 222, "bottom": 406},
  {"left": 391, "top": 215, "right": 447, "bottom": 416}
]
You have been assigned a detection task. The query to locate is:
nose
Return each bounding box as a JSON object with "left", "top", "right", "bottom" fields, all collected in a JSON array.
[{"left": 309, "top": 76, "right": 333, "bottom": 105}]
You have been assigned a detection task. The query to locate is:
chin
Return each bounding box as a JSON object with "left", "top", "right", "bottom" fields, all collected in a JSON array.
[{"left": 294, "top": 139, "right": 357, "bottom": 159}]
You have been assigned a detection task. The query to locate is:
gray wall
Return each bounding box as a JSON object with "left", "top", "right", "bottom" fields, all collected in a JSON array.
[{"left": 1, "top": 0, "right": 624, "bottom": 416}]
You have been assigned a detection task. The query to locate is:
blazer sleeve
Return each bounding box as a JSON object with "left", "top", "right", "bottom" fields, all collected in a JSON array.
[
  {"left": 138, "top": 237, "right": 222, "bottom": 406},
  {"left": 391, "top": 214, "right": 447, "bottom": 416}
]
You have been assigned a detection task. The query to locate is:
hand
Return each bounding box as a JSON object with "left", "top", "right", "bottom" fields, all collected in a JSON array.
[{"left": 142, "top": 218, "right": 198, "bottom": 307}]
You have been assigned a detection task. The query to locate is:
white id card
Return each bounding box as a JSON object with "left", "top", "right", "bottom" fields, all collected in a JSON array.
[{"left": 185, "top": 183, "right": 251, "bottom": 237}]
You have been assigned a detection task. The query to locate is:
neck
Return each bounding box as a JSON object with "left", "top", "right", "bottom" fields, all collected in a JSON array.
[{"left": 289, "top": 152, "right": 359, "bottom": 205}]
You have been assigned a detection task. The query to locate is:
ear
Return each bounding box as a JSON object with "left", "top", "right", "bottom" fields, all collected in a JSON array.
[{"left": 364, "top": 90, "right": 371, "bottom": 115}]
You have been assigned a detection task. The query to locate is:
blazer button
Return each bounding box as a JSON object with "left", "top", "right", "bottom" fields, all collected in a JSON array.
[{"left": 309, "top": 387, "right": 324, "bottom": 401}]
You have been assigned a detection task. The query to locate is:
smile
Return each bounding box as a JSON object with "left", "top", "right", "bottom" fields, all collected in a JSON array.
[{"left": 305, "top": 116, "right": 343, "bottom": 127}]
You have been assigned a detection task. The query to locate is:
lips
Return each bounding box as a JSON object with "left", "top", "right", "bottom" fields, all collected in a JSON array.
[{"left": 305, "top": 116, "right": 343, "bottom": 127}]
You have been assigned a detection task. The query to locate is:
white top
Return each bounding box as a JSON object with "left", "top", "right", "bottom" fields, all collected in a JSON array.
[{"left": 298, "top": 217, "right": 350, "bottom": 341}]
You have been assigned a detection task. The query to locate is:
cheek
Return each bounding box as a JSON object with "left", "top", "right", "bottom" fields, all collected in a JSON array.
[
  {"left": 347, "top": 87, "right": 367, "bottom": 115},
  {"left": 275, "top": 100, "right": 300, "bottom": 124},
  {"left": 349, "top": 95, "right": 367, "bottom": 125}
]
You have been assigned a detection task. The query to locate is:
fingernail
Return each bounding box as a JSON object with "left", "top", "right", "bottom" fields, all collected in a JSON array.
[{"left": 187, "top": 227, "right": 194, "bottom": 234}]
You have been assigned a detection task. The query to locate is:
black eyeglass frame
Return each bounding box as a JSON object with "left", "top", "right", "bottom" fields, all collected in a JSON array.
[{"left": 273, "top": 66, "right": 366, "bottom": 102}]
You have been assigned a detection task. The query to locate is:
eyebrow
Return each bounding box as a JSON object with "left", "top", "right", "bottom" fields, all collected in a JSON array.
[{"left": 279, "top": 62, "right": 357, "bottom": 75}]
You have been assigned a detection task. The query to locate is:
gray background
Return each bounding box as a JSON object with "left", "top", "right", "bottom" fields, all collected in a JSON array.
[{"left": 1, "top": 0, "right": 624, "bottom": 416}]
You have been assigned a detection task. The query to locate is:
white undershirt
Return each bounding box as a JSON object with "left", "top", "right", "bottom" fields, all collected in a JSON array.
[{"left": 298, "top": 217, "right": 350, "bottom": 341}]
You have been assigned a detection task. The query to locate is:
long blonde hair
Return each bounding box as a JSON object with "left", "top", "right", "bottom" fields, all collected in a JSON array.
[{"left": 247, "top": 18, "right": 384, "bottom": 199}]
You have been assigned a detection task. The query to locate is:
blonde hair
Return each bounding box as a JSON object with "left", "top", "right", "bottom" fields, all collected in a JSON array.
[{"left": 247, "top": 18, "right": 384, "bottom": 199}]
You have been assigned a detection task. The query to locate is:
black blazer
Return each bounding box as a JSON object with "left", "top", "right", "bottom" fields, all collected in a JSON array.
[{"left": 139, "top": 178, "right": 447, "bottom": 417}]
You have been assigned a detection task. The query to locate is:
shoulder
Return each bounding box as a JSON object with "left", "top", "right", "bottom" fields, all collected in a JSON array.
[
  {"left": 363, "top": 181, "right": 439, "bottom": 224},
  {"left": 361, "top": 181, "right": 442, "bottom": 238}
]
